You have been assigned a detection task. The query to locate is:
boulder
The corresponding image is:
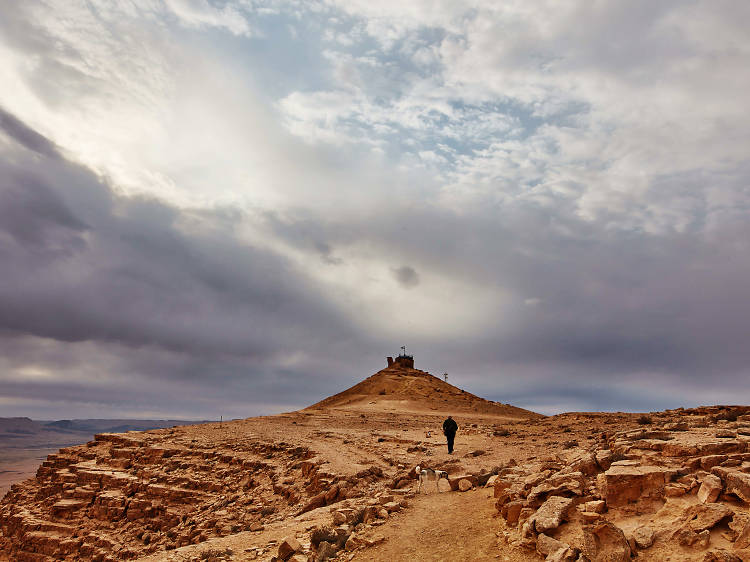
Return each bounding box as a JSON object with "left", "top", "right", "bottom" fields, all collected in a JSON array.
[
  {"left": 437, "top": 479, "right": 452, "bottom": 493},
  {"left": 527, "top": 471, "right": 585, "bottom": 505},
  {"left": 537, "top": 533, "right": 566, "bottom": 556},
  {"left": 383, "top": 501, "right": 401, "bottom": 513},
  {"left": 546, "top": 547, "right": 578, "bottom": 561},
  {"left": 458, "top": 479, "right": 473, "bottom": 492},
  {"left": 601, "top": 464, "right": 667, "bottom": 507},
  {"left": 278, "top": 536, "right": 302, "bottom": 561},
  {"left": 698, "top": 474, "right": 723, "bottom": 503},
  {"left": 344, "top": 533, "right": 363, "bottom": 551},
  {"left": 580, "top": 511, "right": 601, "bottom": 523},
  {"left": 494, "top": 478, "right": 512, "bottom": 498},
  {"left": 685, "top": 504, "right": 734, "bottom": 532},
  {"left": 582, "top": 521, "right": 631, "bottom": 562},
  {"left": 584, "top": 500, "right": 606, "bottom": 514},
  {"left": 528, "top": 496, "right": 574, "bottom": 534},
  {"left": 595, "top": 450, "right": 614, "bottom": 471},
  {"left": 566, "top": 452, "right": 599, "bottom": 476},
  {"left": 711, "top": 468, "right": 750, "bottom": 502},
  {"left": 501, "top": 500, "right": 524, "bottom": 525},
  {"left": 632, "top": 526, "right": 655, "bottom": 549}
]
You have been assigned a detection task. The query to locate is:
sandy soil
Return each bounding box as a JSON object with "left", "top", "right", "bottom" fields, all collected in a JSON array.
[{"left": 350, "top": 488, "right": 513, "bottom": 562}]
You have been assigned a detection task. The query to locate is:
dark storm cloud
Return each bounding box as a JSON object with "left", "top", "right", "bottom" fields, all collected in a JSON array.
[
  {"left": 2, "top": 105, "right": 750, "bottom": 418},
  {"left": 0, "top": 107, "right": 60, "bottom": 158},
  {"left": 0, "top": 109, "right": 372, "bottom": 417},
  {"left": 260, "top": 183, "right": 750, "bottom": 413},
  {"left": 391, "top": 265, "right": 419, "bottom": 289}
]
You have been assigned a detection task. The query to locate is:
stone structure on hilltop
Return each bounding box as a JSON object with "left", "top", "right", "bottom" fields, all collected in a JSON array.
[
  {"left": 386, "top": 354, "right": 414, "bottom": 369},
  {"left": 386, "top": 346, "right": 414, "bottom": 369}
]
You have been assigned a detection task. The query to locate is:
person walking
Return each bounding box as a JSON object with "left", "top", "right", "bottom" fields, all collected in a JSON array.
[{"left": 443, "top": 416, "right": 458, "bottom": 454}]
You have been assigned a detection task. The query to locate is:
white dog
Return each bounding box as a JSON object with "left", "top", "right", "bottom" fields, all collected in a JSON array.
[{"left": 415, "top": 465, "right": 449, "bottom": 493}]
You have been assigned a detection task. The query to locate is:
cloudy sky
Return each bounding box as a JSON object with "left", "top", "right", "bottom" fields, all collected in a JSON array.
[{"left": 1, "top": 1, "right": 749, "bottom": 419}]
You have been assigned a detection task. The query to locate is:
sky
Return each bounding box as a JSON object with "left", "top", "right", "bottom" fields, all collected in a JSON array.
[{"left": 1, "top": 1, "right": 749, "bottom": 419}]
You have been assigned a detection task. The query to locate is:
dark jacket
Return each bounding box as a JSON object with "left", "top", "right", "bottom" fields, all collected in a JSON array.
[{"left": 443, "top": 417, "right": 458, "bottom": 435}]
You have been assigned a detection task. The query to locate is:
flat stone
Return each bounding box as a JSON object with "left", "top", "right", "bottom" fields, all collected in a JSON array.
[
  {"left": 529, "top": 496, "right": 574, "bottom": 533},
  {"left": 698, "top": 474, "right": 723, "bottom": 503},
  {"left": 278, "top": 536, "right": 301, "bottom": 560},
  {"left": 602, "top": 465, "right": 667, "bottom": 507},
  {"left": 458, "top": 479, "right": 473, "bottom": 492},
  {"left": 537, "top": 533, "right": 566, "bottom": 556}
]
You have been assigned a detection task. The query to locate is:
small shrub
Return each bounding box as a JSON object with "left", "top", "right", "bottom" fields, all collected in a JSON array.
[
  {"left": 493, "top": 428, "right": 510, "bottom": 437},
  {"left": 637, "top": 415, "right": 653, "bottom": 425},
  {"left": 199, "top": 548, "right": 233, "bottom": 561}
]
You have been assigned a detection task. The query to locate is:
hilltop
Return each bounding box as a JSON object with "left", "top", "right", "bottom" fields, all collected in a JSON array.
[{"left": 306, "top": 359, "right": 542, "bottom": 420}]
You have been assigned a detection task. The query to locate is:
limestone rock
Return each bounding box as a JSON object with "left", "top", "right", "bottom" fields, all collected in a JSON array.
[
  {"left": 698, "top": 474, "right": 723, "bottom": 503},
  {"left": 501, "top": 500, "right": 524, "bottom": 525},
  {"left": 437, "top": 479, "right": 452, "bottom": 493},
  {"left": 278, "top": 536, "right": 302, "bottom": 560},
  {"left": 344, "top": 533, "right": 363, "bottom": 551},
  {"left": 601, "top": 464, "right": 667, "bottom": 507},
  {"left": 449, "top": 474, "right": 478, "bottom": 491},
  {"left": 583, "top": 521, "right": 631, "bottom": 562},
  {"left": 494, "top": 478, "right": 511, "bottom": 498},
  {"left": 527, "top": 471, "right": 585, "bottom": 505},
  {"left": 632, "top": 525, "right": 655, "bottom": 549},
  {"left": 595, "top": 449, "right": 614, "bottom": 471},
  {"left": 458, "top": 479, "right": 473, "bottom": 492},
  {"left": 580, "top": 511, "right": 601, "bottom": 523},
  {"left": 685, "top": 504, "right": 734, "bottom": 532},
  {"left": 537, "top": 533, "right": 565, "bottom": 556},
  {"left": 711, "top": 468, "right": 750, "bottom": 502},
  {"left": 529, "top": 496, "right": 574, "bottom": 534},
  {"left": 584, "top": 500, "right": 606, "bottom": 514},
  {"left": 547, "top": 547, "right": 578, "bottom": 562}
]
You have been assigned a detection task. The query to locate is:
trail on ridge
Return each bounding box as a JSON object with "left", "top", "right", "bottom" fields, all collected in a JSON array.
[{"left": 351, "top": 488, "right": 533, "bottom": 562}]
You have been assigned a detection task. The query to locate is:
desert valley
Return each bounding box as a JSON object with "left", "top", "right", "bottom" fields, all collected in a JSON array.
[{"left": 2, "top": 358, "right": 750, "bottom": 561}]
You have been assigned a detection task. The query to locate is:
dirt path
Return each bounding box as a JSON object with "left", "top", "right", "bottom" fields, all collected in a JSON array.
[{"left": 351, "top": 488, "right": 534, "bottom": 562}]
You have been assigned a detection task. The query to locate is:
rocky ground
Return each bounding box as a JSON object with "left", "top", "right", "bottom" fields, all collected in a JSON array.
[{"left": 2, "top": 363, "right": 750, "bottom": 561}]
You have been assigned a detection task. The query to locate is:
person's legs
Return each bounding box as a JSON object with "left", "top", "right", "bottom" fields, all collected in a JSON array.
[{"left": 447, "top": 433, "right": 454, "bottom": 453}]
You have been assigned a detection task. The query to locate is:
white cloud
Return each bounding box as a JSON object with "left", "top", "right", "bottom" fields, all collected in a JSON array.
[{"left": 164, "top": 0, "right": 253, "bottom": 36}]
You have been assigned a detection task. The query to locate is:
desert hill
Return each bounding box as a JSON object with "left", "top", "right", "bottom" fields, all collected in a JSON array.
[
  {"left": 3, "top": 361, "right": 750, "bottom": 561},
  {"left": 307, "top": 358, "right": 542, "bottom": 420}
]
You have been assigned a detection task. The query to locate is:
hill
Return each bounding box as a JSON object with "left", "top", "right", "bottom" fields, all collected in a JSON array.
[{"left": 306, "top": 359, "right": 542, "bottom": 420}]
